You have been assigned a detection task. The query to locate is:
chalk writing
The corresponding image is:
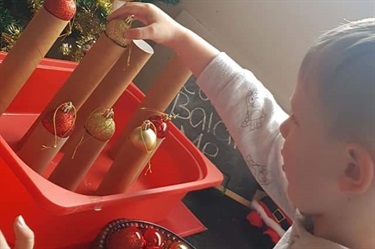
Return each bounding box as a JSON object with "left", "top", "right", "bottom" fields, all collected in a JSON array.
[{"left": 169, "top": 87, "right": 236, "bottom": 159}]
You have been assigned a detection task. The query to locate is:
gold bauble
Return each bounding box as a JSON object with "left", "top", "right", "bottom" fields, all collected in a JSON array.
[
  {"left": 105, "top": 16, "right": 133, "bottom": 47},
  {"left": 129, "top": 125, "right": 157, "bottom": 152},
  {"left": 85, "top": 109, "right": 115, "bottom": 141},
  {"left": 169, "top": 241, "right": 190, "bottom": 249}
]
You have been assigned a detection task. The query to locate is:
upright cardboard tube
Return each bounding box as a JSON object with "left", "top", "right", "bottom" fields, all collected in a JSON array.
[
  {"left": 49, "top": 130, "right": 108, "bottom": 191},
  {"left": 18, "top": 33, "right": 126, "bottom": 149},
  {"left": 17, "top": 102, "right": 76, "bottom": 173},
  {"left": 17, "top": 122, "right": 69, "bottom": 174},
  {"left": 109, "top": 54, "right": 192, "bottom": 158},
  {"left": 61, "top": 40, "right": 153, "bottom": 153},
  {"left": 49, "top": 108, "right": 115, "bottom": 191},
  {"left": 96, "top": 137, "right": 164, "bottom": 196},
  {"left": 97, "top": 116, "right": 168, "bottom": 195},
  {"left": 0, "top": 6, "right": 72, "bottom": 115}
]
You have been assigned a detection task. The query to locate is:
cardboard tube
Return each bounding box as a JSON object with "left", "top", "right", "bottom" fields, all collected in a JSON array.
[
  {"left": 96, "top": 138, "right": 164, "bottom": 196},
  {"left": 17, "top": 101, "right": 76, "bottom": 173},
  {"left": 61, "top": 40, "right": 153, "bottom": 153},
  {"left": 49, "top": 130, "right": 109, "bottom": 191},
  {"left": 0, "top": 7, "right": 70, "bottom": 115},
  {"left": 17, "top": 122, "right": 69, "bottom": 174},
  {"left": 18, "top": 33, "right": 126, "bottom": 149},
  {"left": 49, "top": 108, "right": 115, "bottom": 191},
  {"left": 109, "top": 54, "right": 192, "bottom": 158}
]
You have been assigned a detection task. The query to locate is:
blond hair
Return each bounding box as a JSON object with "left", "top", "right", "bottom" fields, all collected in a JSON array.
[{"left": 300, "top": 18, "right": 374, "bottom": 151}]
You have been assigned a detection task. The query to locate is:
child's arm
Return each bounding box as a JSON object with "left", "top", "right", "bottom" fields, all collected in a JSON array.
[
  {"left": 109, "top": 3, "right": 295, "bottom": 218},
  {"left": 197, "top": 53, "right": 295, "bottom": 218}
]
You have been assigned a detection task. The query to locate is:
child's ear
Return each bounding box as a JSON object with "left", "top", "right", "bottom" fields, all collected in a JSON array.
[{"left": 339, "top": 143, "right": 374, "bottom": 193}]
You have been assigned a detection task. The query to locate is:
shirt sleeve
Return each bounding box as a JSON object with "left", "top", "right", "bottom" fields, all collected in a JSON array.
[{"left": 196, "top": 52, "right": 295, "bottom": 218}]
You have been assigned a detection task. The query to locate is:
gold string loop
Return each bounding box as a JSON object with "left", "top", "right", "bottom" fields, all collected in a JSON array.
[
  {"left": 145, "top": 161, "right": 152, "bottom": 175},
  {"left": 140, "top": 107, "right": 179, "bottom": 121}
]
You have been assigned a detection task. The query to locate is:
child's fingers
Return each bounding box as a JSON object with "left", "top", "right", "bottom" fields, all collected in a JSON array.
[
  {"left": 0, "top": 230, "right": 11, "bottom": 249},
  {"left": 123, "top": 28, "right": 145, "bottom": 40},
  {"left": 124, "top": 24, "right": 159, "bottom": 41},
  {"left": 13, "top": 216, "right": 34, "bottom": 249}
]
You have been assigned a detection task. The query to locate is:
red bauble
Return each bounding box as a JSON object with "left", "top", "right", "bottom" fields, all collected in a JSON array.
[
  {"left": 44, "top": 0, "right": 76, "bottom": 21},
  {"left": 149, "top": 115, "right": 168, "bottom": 138},
  {"left": 143, "top": 228, "right": 163, "bottom": 247},
  {"left": 42, "top": 108, "right": 75, "bottom": 138},
  {"left": 107, "top": 227, "right": 144, "bottom": 249}
]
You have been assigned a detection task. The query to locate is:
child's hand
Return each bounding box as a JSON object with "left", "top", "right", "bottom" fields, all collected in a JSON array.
[
  {"left": 0, "top": 216, "right": 34, "bottom": 249},
  {"left": 109, "top": 2, "right": 219, "bottom": 76},
  {"left": 108, "top": 2, "right": 186, "bottom": 47}
]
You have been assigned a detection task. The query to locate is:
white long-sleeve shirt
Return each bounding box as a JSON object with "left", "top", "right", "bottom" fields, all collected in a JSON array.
[{"left": 196, "top": 53, "right": 348, "bottom": 249}]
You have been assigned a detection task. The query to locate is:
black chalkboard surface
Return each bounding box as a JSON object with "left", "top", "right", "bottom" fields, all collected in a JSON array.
[{"left": 166, "top": 76, "right": 258, "bottom": 201}]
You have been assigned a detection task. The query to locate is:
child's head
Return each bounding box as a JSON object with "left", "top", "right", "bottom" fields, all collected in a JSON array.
[
  {"left": 300, "top": 18, "right": 374, "bottom": 151},
  {"left": 280, "top": 18, "right": 374, "bottom": 216}
]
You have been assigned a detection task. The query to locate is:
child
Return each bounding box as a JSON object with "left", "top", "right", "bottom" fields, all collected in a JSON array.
[{"left": 109, "top": 2, "right": 375, "bottom": 248}]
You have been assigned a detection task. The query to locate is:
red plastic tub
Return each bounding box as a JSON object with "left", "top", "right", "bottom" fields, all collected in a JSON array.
[{"left": 0, "top": 52, "right": 223, "bottom": 249}]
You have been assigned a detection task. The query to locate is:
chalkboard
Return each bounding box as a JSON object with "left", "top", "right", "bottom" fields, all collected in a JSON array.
[{"left": 166, "top": 76, "right": 258, "bottom": 201}]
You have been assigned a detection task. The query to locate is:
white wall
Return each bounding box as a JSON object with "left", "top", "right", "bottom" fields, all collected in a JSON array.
[{"left": 135, "top": 0, "right": 374, "bottom": 112}]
